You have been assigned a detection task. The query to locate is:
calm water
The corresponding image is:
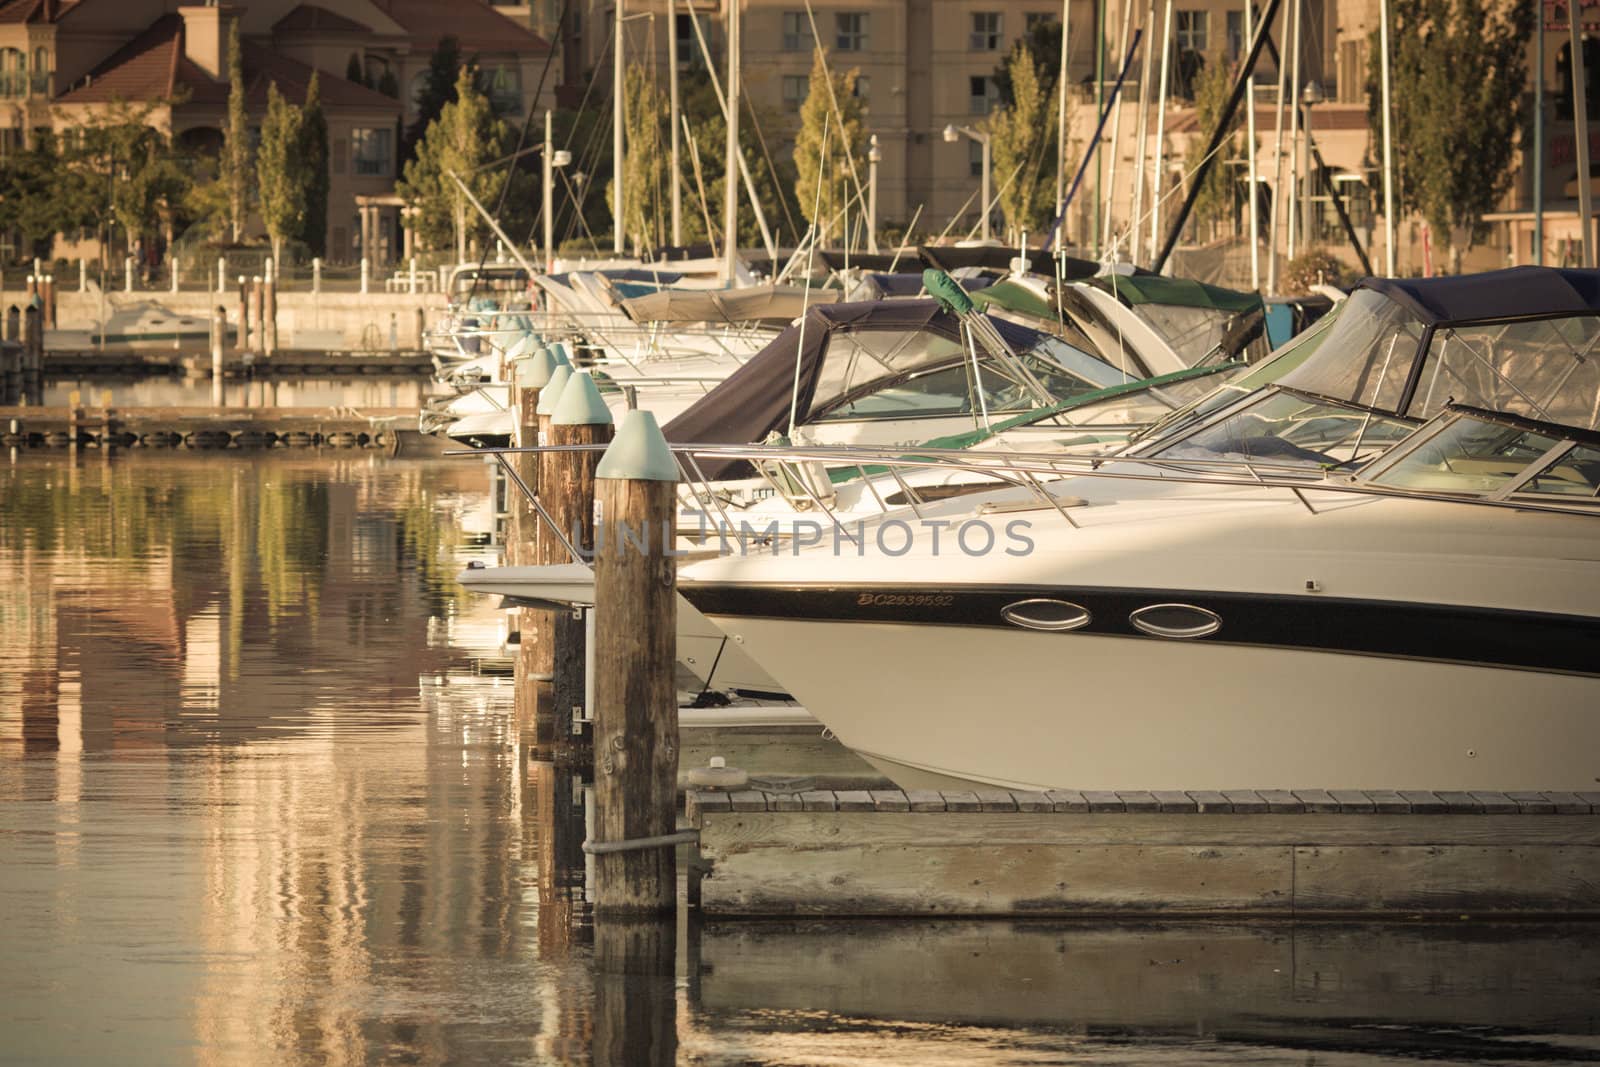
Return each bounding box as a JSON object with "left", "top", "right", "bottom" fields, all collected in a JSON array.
[{"left": 3, "top": 452, "right": 1598, "bottom": 1066}]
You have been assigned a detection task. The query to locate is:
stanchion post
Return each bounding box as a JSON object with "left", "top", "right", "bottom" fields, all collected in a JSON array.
[
  {"left": 263, "top": 270, "right": 277, "bottom": 356},
  {"left": 236, "top": 275, "right": 249, "bottom": 352},
  {"left": 248, "top": 276, "right": 263, "bottom": 354},
  {"left": 212, "top": 306, "right": 226, "bottom": 407}
]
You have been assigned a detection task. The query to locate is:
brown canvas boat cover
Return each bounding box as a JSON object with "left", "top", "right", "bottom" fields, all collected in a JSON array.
[{"left": 620, "top": 285, "right": 842, "bottom": 325}]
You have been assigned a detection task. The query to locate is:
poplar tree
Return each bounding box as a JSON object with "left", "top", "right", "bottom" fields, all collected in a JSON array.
[
  {"left": 1185, "top": 54, "right": 1239, "bottom": 239},
  {"left": 300, "top": 73, "right": 330, "bottom": 257},
  {"left": 1370, "top": 0, "right": 1533, "bottom": 270},
  {"left": 398, "top": 66, "right": 523, "bottom": 261},
  {"left": 988, "top": 42, "right": 1056, "bottom": 237},
  {"left": 793, "top": 51, "right": 866, "bottom": 247},
  {"left": 257, "top": 83, "right": 307, "bottom": 267},
  {"left": 609, "top": 65, "right": 670, "bottom": 253},
  {"left": 221, "top": 22, "right": 252, "bottom": 242}
]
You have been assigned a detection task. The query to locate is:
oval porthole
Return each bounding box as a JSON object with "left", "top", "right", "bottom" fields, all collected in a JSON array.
[
  {"left": 1129, "top": 603, "right": 1222, "bottom": 639},
  {"left": 1001, "top": 598, "right": 1092, "bottom": 632}
]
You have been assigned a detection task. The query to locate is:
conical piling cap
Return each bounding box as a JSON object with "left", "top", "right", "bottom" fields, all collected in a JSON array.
[
  {"left": 514, "top": 344, "right": 559, "bottom": 390},
  {"left": 549, "top": 342, "right": 572, "bottom": 367},
  {"left": 596, "top": 409, "right": 678, "bottom": 482},
  {"left": 504, "top": 331, "right": 534, "bottom": 361},
  {"left": 535, "top": 364, "right": 572, "bottom": 416},
  {"left": 552, "top": 370, "right": 614, "bottom": 426}
]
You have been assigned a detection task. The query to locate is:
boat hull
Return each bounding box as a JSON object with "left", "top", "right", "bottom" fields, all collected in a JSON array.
[{"left": 688, "top": 613, "right": 1600, "bottom": 792}]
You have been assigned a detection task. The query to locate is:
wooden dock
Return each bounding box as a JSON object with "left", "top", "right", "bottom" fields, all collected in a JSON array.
[
  {"left": 41, "top": 350, "right": 435, "bottom": 378},
  {"left": 0, "top": 405, "right": 427, "bottom": 450},
  {"left": 687, "top": 787, "right": 1600, "bottom": 918}
]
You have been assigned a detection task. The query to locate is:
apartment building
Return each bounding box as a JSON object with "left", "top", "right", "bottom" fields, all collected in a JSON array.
[{"left": 1, "top": 0, "right": 555, "bottom": 264}]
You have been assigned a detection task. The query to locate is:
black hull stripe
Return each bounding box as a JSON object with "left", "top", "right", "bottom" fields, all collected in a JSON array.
[{"left": 678, "top": 583, "right": 1600, "bottom": 678}]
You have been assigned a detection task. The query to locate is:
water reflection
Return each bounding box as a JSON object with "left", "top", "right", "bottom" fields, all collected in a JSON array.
[
  {"left": 43, "top": 375, "right": 428, "bottom": 411},
  {"left": 2, "top": 452, "right": 1598, "bottom": 1065}
]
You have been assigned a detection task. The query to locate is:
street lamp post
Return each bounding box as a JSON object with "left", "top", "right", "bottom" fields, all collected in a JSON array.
[
  {"left": 867, "top": 134, "right": 881, "bottom": 253},
  {"left": 1301, "top": 80, "right": 1324, "bottom": 249},
  {"left": 944, "top": 124, "right": 992, "bottom": 242}
]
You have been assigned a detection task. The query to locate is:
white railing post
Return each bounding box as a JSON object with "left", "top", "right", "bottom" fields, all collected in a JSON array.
[
  {"left": 79, "top": 259, "right": 86, "bottom": 292},
  {"left": 360, "top": 257, "right": 370, "bottom": 295},
  {"left": 218, "top": 256, "right": 226, "bottom": 294},
  {"left": 171, "top": 257, "right": 180, "bottom": 293},
  {"left": 409, "top": 256, "right": 417, "bottom": 295},
  {"left": 124, "top": 256, "right": 134, "bottom": 292},
  {"left": 312, "top": 257, "right": 322, "bottom": 294}
]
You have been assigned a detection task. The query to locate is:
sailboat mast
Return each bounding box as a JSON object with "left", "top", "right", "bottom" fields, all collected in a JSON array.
[
  {"left": 1244, "top": 0, "right": 1260, "bottom": 289},
  {"left": 1267, "top": 0, "right": 1289, "bottom": 293},
  {"left": 613, "top": 0, "right": 625, "bottom": 254},
  {"left": 1570, "top": 2, "right": 1594, "bottom": 268},
  {"left": 1055, "top": 0, "right": 1072, "bottom": 228},
  {"left": 723, "top": 0, "right": 742, "bottom": 283},
  {"left": 1378, "top": 0, "right": 1397, "bottom": 272},
  {"left": 1128, "top": 0, "right": 1157, "bottom": 266},
  {"left": 669, "top": 0, "right": 683, "bottom": 246},
  {"left": 1285, "top": 0, "right": 1301, "bottom": 261},
  {"left": 1148, "top": 0, "right": 1173, "bottom": 265},
  {"left": 1101, "top": 0, "right": 1135, "bottom": 252}
]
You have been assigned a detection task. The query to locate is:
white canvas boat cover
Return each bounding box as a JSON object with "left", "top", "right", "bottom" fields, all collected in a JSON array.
[{"left": 620, "top": 286, "right": 842, "bottom": 326}]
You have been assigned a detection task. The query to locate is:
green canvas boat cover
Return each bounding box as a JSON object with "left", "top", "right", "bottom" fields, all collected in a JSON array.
[
  {"left": 1088, "top": 274, "right": 1263, "bottom": 314},
  {"left": 971, "top": 279, "right": 1058, "bottom": 321}
]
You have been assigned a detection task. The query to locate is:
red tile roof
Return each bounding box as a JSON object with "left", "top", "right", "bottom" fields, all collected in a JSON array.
[
  {"left": 56, "top": 13, "right": 402, "bottom": 116},
  {"left": 0, "top": 0, "right": 76, "bottom": 24},
  {"left": 378, "top": 0, "right": 551, "bottom": 54},
  {"left": 272, "top": 4, "right": 372, "bottom": 36}
]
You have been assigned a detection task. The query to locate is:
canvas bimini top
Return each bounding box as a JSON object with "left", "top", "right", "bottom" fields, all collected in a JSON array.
[
  {"left": 619, "top": 285, "right": 842, "bottom": 326},
  {"left": 661, "top": 298, "right": 1133, "bottom": 459},
  {"left": 1357, "top": 266, "right": 1600, "bottom": 324}
]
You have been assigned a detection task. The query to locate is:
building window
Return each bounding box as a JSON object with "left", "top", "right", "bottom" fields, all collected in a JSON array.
[
  {"left": 835, "top": 12, "right": 868, "bottom": 51},
  {"left": 0, "top": 49, "right": 23, "bottom": 98},
  {"left": 675, "top": 14, "right": 700, "bottom": 65},
  {"left": 970, "top": 12, "right": 1002, "bottom": 50},
  {"left": 969, "top": 139, "right": 985, "bottom": 178},
  {"left": 481, "top": 65, "right": 521, "bottom": 112},
  {"left": 853, "top": 73, "right": 869, "bottom": 104},
  {"left": 1025, "top": 12, "right": 1055, "bottom": 30},
  {"left": 969, "top": 75, "right": 999, "bottom": 115},
  {"left": 1225, "top": 10, "right": 1244, "bottom": 59},
  {"left": 782, "top": 74, "right": 809, "bottom": 112},
  {"left": 352, "top": 128, "right": 392, "bottom": 177},
  {"left": 782, "top": 11, "right": 813, "bottom": 51},
  {"left": 1175, "top": 10, "right": 1208, "bottom": 54}
]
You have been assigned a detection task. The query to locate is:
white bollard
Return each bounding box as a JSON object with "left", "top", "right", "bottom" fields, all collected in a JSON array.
[
  {"left": 124, "top": 256, "right": 134, "bottom": 292},
  {"left": 171, "top": 257, "right": 180, "bottom": 293},
  {"left": 360, "top": 257, "right": 370, "bottom": 295},
  {"left": 217, "top": 256, "right": 226, "bottom": 294},
  {"left": 79, "top": 260, "right": 86, "bottom": 292},
  {"left": 312, "top": 257, "right": 322, "bottom": 294},
  {"left": 409, "top": 256, "right": 417, "bottom": 295},
  {"left": 264, "top": 256, "right": 273, "bottom": 285}
]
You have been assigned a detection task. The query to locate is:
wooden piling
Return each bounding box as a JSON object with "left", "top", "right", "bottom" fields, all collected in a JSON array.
[
  {"left": 262, "top": 273, "right": 277, "bottom": 356},
  {"left": 22, "top": 304, "right": 43, "bottom": 405},
  {"left": 212, "top": 306, "right": 226, "bottom": 407},
  {"left": 509, "top": 345, "right": 559, "bottom": 749},
  {"left": 591, "top": 410, "right": 681, "bottom": 918},
  {"left": 236, "top": 276, "right": 249, "bottom": 352},
  {"left": 414, "top": 307, "right": 426, "bottom": 351},
  {"left": 527, "top": 362, "right": 574, "bottom": 746},
  {"left": 42, "top": 276, "right": 55, "bottom": 330},
  {"left": 592, "top": 920, "right": 677, "bottom": 1065},
  {"left": 548, "top": 371, "right": 614, "bottom": 749},
  {"left": 248, "top": 278, "right": 264, "bottom": 354}
]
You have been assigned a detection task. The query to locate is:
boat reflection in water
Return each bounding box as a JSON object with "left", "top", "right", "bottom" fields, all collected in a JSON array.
[{"left": 2, "top": 452, "right": 1597, "bottom": 1066}]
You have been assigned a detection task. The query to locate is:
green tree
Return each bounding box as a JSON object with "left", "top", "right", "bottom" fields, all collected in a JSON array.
[
  {"left": 345, "top": 52, "right": 364, "bottom": 86},
  {"left": 1185, "top": 53, "right": 1239, "bottom": 238},
  {"left": 992, "top": 17, "right": 1062, "bottom": 106},
  {"left": 404, "top": 36, "right": 463, "bottom": 164},
  {"left": 300, "top": 73, "right": 330, "bottom": 257},
  {"left": 0, "top": 133, "right": 80, "bottom": 258},
  {"left": 257, "top": 83, "right": 308, "bottom": 266},
  {"left": 608, "top": 65, "right": 670, "bottom": 253},
  {"left": 62, "top": 101, "right": 192, "bottom": 264},
  {"left": 1369, "top": 0, "right": 1532, "bottom": 270},
  {"left": 398, "top": 66, "right": 524, "bottom": 262},
  {"left": 793, "top": 51, "right": 867, "bottom": 247},
  {"left": 221, "top": 21, "right": 252, "bottom": 242},
  {"left": 988, "top": 42, "right": 1056, "bottom": 238}
]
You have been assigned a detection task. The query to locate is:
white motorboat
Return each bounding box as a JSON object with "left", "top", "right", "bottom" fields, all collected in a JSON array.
[{"left": 674, "top": 267, "right": 1600, "bottom": 792}]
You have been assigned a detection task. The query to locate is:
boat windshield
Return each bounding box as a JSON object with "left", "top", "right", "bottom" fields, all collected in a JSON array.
[
  {"left": 1045, "top": 364, "right": 1248, "bottom": 430},
  {"left": 1273, "top": 288, "right": 1428, "bottom": 410},
  {"left": 1127, "top": 298, "right": 1344, "bottom": 448},
  {"left": 1404, "top": 315, "right": 1600, "bottom": 430},
  {"left": 1147, "top": 387, "right": 1416, "bottom": 471},
  {"left": 1362, "top": 407, "right": 1600, "bottom": 502}
]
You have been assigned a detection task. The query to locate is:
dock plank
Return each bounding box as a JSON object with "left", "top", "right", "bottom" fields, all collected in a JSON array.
[
  {"left": 1329, "top": 790, "right": 1376, "bottom": 813},
  {"left": 1579, "top": 791, "right": 1600, "bottom": 813},
  {"left": 1117, "top": 791, "right": 1162, "bottom": 813},
  {"left": 769, "top": 793, "right": 804, "bottom": 812},
  {"left": 1046, "top": 790, "right": 1089, "bottom": 812},
  {"left": 1471, "top": 792, "right": 1520, "bottom": 814},
  {"left": 1153, "top": 790, "right": 1199, "bottom": 813},
  {"left": 869, "top": 790, "right": 910, "bottom": 812},
  {"left": 730, "top": 790, "right": 770, "bottom": 812},
  {"left": 1542, "top": 791, "right": 1592, "bottom": 814},
  {"left": 1222, "top": 790, "right": 1269, "bottom": 814},
  {"left": 834, "top": 790, "right": 875, "bottom": 812},
  {"left": 1435, "top": 791, "right": 1483, "bottom": 813},
  {"left": 943, "top": 791, "right": 983, "bottom": 812},
  {"left": 691, "top": 791, "right": 732, "bottom": 820},
  {"left": 1364, "top": 790, "right": 1411, "bottom": 814},
  {"left": 799, "top": 790, "right": 838, "bottom": 812},
  {"left": 1187, "top": 791, "right": 1233, "bottom": 813},
  {"left": 1399, "top": 790, "right": 1448, "bottom": 815},
  {"left": 1509, "top": 791, "right": 1557, "bottom": 814},
  {"left": 1292, "top": 789, "right": 1342, "bottom": 814},
  {"left": 975, "top": 790, "right": 1019, "bottom": 812},
  {"left": 1259, "top": 790, "right": 1305, "bottom": 813},
  {"left": 1083, "top": 790, "right": 1125, "bottom": 812},
  {"left": 905, "top": 790, "right": 947, "bottom": 812},
  {"left": 1010, "top": 791, "right": 1053, "bottom": 812}
]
